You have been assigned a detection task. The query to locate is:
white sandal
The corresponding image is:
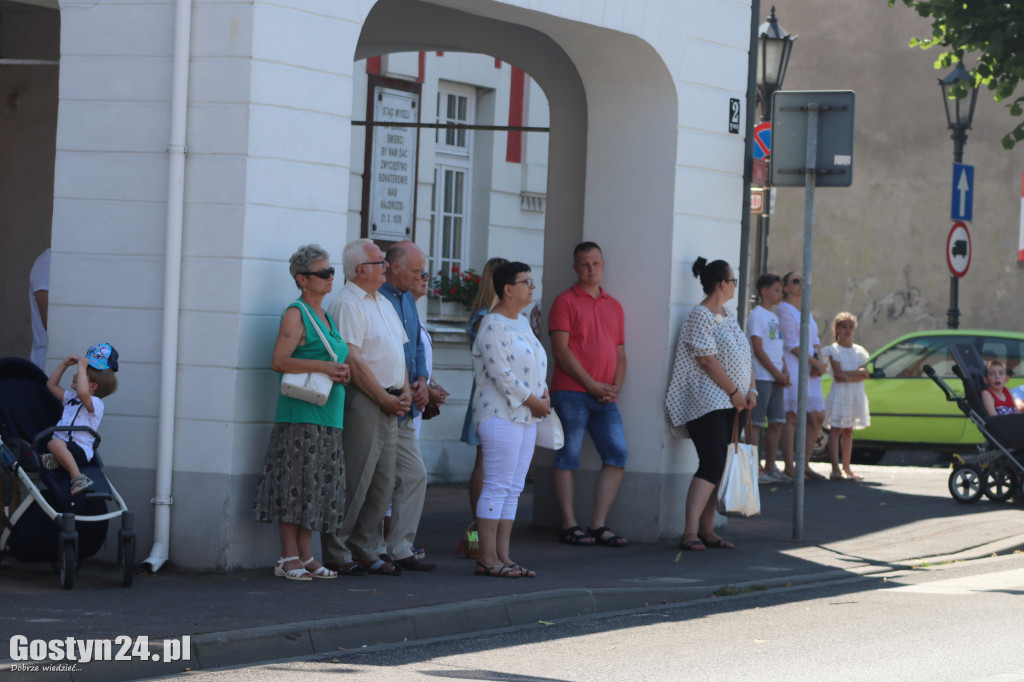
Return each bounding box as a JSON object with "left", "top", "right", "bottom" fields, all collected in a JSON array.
[
  {"left": 301, "top": 556, "right": 337, "bottom": 579},
  {"left": 274, "top": 556, "right": 312, "bottom": 581}
]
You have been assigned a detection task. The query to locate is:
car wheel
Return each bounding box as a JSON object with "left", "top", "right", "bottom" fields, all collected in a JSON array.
[
  {"left": 983, "top": 464, "right": 1018, "bottom": 503},
  {"left": 851, "top": 448, "right": 886, "bottom": 466},
  {"left": 948, "top": 464, "right": 984, "bottom": 504},
  {"left": 811, "top": 426, "right": 830, "bottom": 461}
]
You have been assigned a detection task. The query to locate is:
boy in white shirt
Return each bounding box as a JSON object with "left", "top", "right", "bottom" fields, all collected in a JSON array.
[
  {"left": 43, "top": 343, "right": 119, "bottom": 495},
  {"left": 746, "top": 275, "right": 790, "bottom": 483}
]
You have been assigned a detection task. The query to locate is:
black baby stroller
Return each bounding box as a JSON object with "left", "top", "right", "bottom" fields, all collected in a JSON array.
[
  {"left": 0, "top": 357, "right": 135, "bottom": 588},
  {"left": 924, "top": 343, "right": 1024, "bottom": 504}
]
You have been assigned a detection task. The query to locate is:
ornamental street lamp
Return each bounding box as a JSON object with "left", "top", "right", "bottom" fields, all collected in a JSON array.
[
  {"left": 939, "top": 62, "right": 979, "bottom": 165},
  {"left": 756, "top": 6, "right": 796, "bottom": 121},
  {"left": 938, "top": 62, "right": 979, "bottom": 329},
  {"left": 752, "top": 7, "right": 797, "bottom": 294}
]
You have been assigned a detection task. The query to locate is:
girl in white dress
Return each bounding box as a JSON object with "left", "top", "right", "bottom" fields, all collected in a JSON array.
[{"left": 821, "top": 312, "right": 871, "bottom": 481}]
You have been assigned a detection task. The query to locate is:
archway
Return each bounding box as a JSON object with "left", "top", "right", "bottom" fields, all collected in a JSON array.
[
  {"left": 356, "top": 0, "right": 679, "bottom": 540},
  {"left": 0, "top": 2, "right": 59, "bottom": 363}
]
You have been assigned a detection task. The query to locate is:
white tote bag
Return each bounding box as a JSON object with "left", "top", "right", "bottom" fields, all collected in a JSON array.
[
  {"left": 280, "top": 301, "right": 337, "bottom": 407},
  {"left": 716, "top": 411, "right": 761, "bottom": 518},
  {"left": 535, "top": 411, "right": 565, "bottom": 450}
]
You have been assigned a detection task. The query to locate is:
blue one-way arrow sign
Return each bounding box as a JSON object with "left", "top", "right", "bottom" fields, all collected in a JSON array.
[{"left": 951, "top": 163, "right": 974, "bottom": 222}]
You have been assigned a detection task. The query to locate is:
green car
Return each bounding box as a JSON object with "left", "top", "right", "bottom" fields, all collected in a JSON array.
[{"left": 818, "top": 330, "right": 1024, "bottom": 464}]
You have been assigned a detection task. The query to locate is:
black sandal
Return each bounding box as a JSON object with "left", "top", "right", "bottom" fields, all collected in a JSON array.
[
  {"left": 474, "top": 561, "right": 520, "bottom": 578},
  {"left": 559, "top": 525, "right": 596, "bottom": 545},
  {"left": 698, "top": 534, "right": 735, "bottom": 549},
  {"left": 587, "top": 526, "right": 628, "bottom": 547},
  {"left": 506, "top": 563, "right": 536, "bottom": 578}
]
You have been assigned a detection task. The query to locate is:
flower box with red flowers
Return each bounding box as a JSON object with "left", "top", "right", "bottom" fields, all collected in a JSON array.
[{"left": 431, "top": 265, "right": 481, "bottom": 309}]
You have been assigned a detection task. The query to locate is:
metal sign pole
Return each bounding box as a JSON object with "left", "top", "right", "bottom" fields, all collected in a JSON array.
[{"left": 793, "top": 103, "right": 819, "bottom": 541}]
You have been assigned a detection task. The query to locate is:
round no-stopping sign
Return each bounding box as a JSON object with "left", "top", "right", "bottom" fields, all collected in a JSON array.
[{"left": 946, "top": 221, "right": 971, "bottom": 278}]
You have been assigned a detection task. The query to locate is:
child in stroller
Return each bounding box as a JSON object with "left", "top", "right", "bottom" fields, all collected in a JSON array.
[
  {"left": 927, "top": 344, "right": 1024, "bottom": 504},
  {"left": 981, "top": 359, "right": 1022, "bottom": 417},
  {"left": 43, "top": 344, "right": 118, "bottom": 495},
  {"left": 1, "top": 354, "right": 135, "bottom": 589}
]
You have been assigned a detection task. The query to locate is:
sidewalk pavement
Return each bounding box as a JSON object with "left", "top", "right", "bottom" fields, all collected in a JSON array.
[{"left": 4, "top": 461, "right": 1024, "bottom": 681}]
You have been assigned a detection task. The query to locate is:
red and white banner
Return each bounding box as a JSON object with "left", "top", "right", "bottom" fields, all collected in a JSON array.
[{"left": 1019, "top": 172, "right": 1024, "bottom": 261}]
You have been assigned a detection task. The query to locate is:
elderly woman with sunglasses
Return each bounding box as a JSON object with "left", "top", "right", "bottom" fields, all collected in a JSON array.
[
  {"left": 253, "top": 244, "right": 352, "bottom": 580},
  {"left": 470, "top": 261, "right": 550, "bottom": 578},
  {"left": 666, "top": 257, "right": 755, "bottom": 552}
]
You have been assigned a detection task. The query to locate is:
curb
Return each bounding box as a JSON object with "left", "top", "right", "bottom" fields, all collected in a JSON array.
[{"left": 7, "top": 534, "right": 1023, "bottom": 681}]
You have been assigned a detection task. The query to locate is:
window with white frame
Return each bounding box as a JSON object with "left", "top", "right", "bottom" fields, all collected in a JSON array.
[
  {"left": 430, "top": 165, "right": 468, "bottom": 279},
  {"left": 429, "top": 83, "right": 474, "bottom": 283},
  {"left": 435, "top": 85, "right": 473, "bottom": 156}
]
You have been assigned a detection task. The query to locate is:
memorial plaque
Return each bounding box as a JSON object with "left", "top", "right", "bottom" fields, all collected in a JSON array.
[{"left": 369, "top": 87, "right": 419, "bottom": 240}]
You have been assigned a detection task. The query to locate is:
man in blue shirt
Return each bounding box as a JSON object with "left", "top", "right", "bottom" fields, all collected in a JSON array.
[{"left": 379, "top": 241, "right": 435, "bottom": 571}]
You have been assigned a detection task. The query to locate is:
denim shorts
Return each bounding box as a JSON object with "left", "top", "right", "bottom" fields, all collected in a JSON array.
[
  {"left": 751, "top": 379, "right": 785, "bottom": 427},
  {"left": 551, "top": 391, "right": 629, "bottom": 470}
]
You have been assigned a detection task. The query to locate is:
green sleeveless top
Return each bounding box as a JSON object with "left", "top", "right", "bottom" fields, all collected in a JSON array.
[{"left": 274, "top": 300, "right": 349, "bottom": 429}]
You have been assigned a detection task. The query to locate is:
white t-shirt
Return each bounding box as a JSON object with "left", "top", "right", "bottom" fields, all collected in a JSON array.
[
  {"left": 413, "top": 323, "right": 432, "bottom": 439},
  {"left": 29, "top": 249, "right": 50, "bottom": 370},
  {"left": 54, "top": 389, "right": 104, "bottom": 461},
  {"left": 746, "top": 304, "right": 784, "bottom": 381}
]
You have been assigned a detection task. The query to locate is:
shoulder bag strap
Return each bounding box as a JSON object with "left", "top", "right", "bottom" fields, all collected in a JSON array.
[{"left": 294, "top": 300, "right": 338, "bottom": 362}]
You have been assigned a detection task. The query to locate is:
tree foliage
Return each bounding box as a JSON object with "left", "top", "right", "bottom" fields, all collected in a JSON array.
[{"left": 889, "top": 0, "right": 1024, "bottom": 149}]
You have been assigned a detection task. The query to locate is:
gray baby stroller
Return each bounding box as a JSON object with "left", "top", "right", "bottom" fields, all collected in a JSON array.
[
  {"left": 924, "top": 343, "right": 1024, "bottom": 504},
  {"left": 0, "top": 357, "right": 135, "bottom": 588}
]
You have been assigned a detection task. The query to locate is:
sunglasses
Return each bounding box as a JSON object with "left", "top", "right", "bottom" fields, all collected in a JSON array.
[
  {"left": 789, "top": 278, "right": 802, "bottom": 285},
  {"left": 300, "top": 267, "right": 335, "bottom": 279},
  {"left": 419, "top": 271, "right": 429, "bottom": 280},
  {"left": 361, "top": 260, "right": 388, "bottom": 269}
]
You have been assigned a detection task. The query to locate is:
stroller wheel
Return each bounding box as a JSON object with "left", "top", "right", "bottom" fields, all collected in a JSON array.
[
  {"left": 983, "top": 465, "right": 1018, "bottom": 503},
  {"left": 118, "top": 537, "right": 135, "bottom": 587},
  {"left": 949, "top": 464, "right": 984, "bottom": 504},
  {"left": 59, "top": 543, "right": 75, "bottom": 590}
]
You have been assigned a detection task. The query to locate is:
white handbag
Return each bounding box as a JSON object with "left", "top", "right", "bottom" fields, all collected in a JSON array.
[
  {"left": 716, "top": 411, "right": 761, "bottom": 518},
  {"left": 535, "top": 411, "right": 565, "bottom": 450},
  {"left": 280, "top": 301, "right": 337, "bottom": 407}
]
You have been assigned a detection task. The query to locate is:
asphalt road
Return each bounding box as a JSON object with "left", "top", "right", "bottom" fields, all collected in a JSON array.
[{"left": 157, "top": 551, "right": 1024, "bottom": 681}]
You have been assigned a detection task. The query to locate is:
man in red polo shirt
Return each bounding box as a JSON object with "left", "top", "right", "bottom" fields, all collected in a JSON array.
[{"left": 549, "top": 242, "right": 629, "bottom": 547}]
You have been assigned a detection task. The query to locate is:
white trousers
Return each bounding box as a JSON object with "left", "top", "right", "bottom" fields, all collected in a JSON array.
[{"left": 475, "top": 417, "right": 536, "bottom": 521}]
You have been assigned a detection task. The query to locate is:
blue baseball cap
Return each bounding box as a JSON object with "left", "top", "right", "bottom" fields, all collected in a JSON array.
[{"left": 85, "top": 343, "right": 119, "bottom": 372}]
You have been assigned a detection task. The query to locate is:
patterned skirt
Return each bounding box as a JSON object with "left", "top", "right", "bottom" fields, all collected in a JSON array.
[{"left": 252, "top": 422, "right": 345, "bottom": 534}]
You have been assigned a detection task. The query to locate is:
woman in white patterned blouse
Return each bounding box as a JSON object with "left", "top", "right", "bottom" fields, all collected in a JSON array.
[
  {"left": 666, "top": 257, "right": 756, "bottom": 552},
  {"left": 470, "top": 261, "right": 551, "bottom": 578}
]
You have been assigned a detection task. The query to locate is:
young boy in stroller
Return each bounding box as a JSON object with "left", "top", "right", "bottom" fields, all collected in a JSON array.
[
  {"left": 1, "top": 348, "right": 135, "bottom": 588},
  {"left": 981, "top": 359, "right": 1023, "bottom": 417},
  {"left": 928, "top": 345, "right": 1024, "bottom": 504},
  {"left": 42, "top": 343, "right": 118, "bottom": 495}
]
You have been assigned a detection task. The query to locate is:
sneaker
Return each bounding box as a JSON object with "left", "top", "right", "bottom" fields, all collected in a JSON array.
[
  {"left": 769, "top": 470, "right": 794, "bottom": 483},
  {"left": 757, "top": 470, "right": 775, "bottom": 484}
]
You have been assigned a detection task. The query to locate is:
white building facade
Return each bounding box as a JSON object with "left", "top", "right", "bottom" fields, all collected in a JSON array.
[{"left": 1, "top": 0, "right": 754, "bottom": 570}]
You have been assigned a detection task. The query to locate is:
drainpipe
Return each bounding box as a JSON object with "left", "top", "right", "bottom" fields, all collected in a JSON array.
[
  {"left": 737, "top": 0, "right": 760, "bottom": 323},
  {"left": 142, "top": 0, "right": 192, "bottom": 573}
]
